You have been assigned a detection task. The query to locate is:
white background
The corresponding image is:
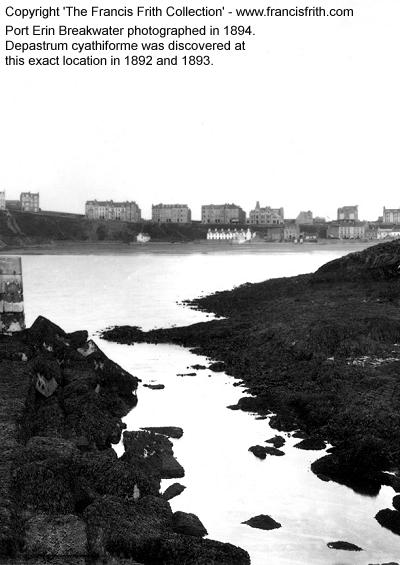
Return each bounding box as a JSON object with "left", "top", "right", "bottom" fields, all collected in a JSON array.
[{"left": 1, "top": 0, "right": 399, "bottom": 220}]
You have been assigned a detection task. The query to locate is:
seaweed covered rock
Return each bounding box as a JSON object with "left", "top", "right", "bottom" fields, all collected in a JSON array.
[
  {"left": 242, "top": 515, "right": 281, "bottom": 530},
  {"left": 248, "top": 445, "right": 267, "bottom": 460},
  {"left": 140, "top": 427, "right": 183, "bottom": 439},
  {"left": 265, "top": 435, "right": 285, "bottom": 448},
  {"left": 84, "top": 495, "right": 173, "bottom": 558},
  {"left": 311, "top": 439, "right": 389, "bottom": 496},
  {"left": 172, "top": 512, "right": 207, "bottom": 537},
  {"left": 163, "top": 483, "right": 186, "bottom": 501},
  {"left": 208, "top": 362, "right": 225, "bottom": 372},
  {"left": 294, "top": 438, "right": 326, "bottom": 451},
  {"left": 375, "top": 509, "right": 400, "bottom": 535},
  {"left": 145, "top": 535, "right": 251, "bottom": 565},
  {"left": 393, "top": 495, "right": 400, "bottom": 512},
  {"left": 123, "top": 430, "right": 184, "bottom": 480},
  {"left": 327, "top": 540, "right": 363, "bottom": 551},
  {"left": 24, "top": 514, "right": 88, "bottom": 556}
]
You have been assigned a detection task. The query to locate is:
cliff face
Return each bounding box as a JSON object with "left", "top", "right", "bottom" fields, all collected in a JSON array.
[
  {"left": 102, "top": 241, "right": 400, "bottom": 500},
  {"left": 0, "top": 317, "right": 249, "bottom": 564}
]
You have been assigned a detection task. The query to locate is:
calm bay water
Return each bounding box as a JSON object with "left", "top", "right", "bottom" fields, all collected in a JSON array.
[{"left": 18, "top": 246, "right": 400, "bottom": 565}]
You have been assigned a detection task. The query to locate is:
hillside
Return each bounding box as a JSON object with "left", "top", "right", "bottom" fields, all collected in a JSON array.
[{"left": 0, "top": 210, "right": 252, "bottom": 248}]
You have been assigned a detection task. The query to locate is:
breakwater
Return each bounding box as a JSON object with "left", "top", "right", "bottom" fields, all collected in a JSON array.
[{"left": 0, "top": 316, "right": 249, "bottom": 564}]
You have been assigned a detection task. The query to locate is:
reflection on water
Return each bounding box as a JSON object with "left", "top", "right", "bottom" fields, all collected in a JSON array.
[{"left": 18, "top": 248, "right": 400, "bottom": 565}]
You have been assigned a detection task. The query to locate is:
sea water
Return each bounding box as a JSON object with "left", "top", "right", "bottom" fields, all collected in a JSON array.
[{"left": 18, "top": 246, "right": 400, "bottom": 565}]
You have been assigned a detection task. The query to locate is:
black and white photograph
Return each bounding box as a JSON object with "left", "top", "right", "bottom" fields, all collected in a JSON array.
[{"left": 1, "top": 1, "right": 400, "bottom": 563}]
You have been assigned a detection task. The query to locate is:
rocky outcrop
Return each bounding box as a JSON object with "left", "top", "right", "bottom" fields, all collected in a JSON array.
[
  {"left": 172, "top": 511, "right": 208, "bottom": 537},
  {"left": 140, "top": 427, "right": 183, "bottom": 439},
  {"left": 0, "top": 317, "right": 249, "bottom": 565},
  {"left": 123, "top": 430, "right": 185, "bottom": 479}
]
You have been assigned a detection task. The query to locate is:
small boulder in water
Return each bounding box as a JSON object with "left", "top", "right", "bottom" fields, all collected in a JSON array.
[
  {"left": 265, "top": 435, "right": 285, "bottom": 448},
  {"left": 163, "top": 483, "right": 186, "bottom": 501},
  {"left": 327, "top": 541, "right": 363, "bottom": 551},
  {"left": 249, "top": 445, "right": 267, "bottom": 459},
  {"left": 242, "top": 515, "right": 281, "bottom": 530}
]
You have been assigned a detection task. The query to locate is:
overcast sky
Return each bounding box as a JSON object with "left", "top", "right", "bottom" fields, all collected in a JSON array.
[{"left": 1, "top": 0, "right": 399, "bottom": 220}]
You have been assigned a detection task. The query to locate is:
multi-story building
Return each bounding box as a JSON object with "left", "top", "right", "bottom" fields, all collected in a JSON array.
[
  {"left": 383, "top": 207, "right": 400, "bottom": 224},
  {"left": 248, "top": 202, "right": 284, "bottom": 225},
  {"left": 337, "top": 206, "right": 358, "bottom": 221},
  {"left": 201, "top": 204, "right": 246, "bottom": 224},
  {"left": 152, "top": 204, "right": 191, "bottom": 223},
  {"left": 296, "top": 211, "right": 313, "bottom": 225},
  {"left": 328, "top": 221, "right": 366, "bottom": 239},
  {"left": 20, "top": 192, "right": 39, "bottom": 212},
  {"left": 85, "top": 200, "right": 141, "bottom": 222},
  {"left": 0, "top": 191, "right": 5, "bottom": 210},
  {"left": 284, "top": 220, "right": 300, "bottom": 241}
]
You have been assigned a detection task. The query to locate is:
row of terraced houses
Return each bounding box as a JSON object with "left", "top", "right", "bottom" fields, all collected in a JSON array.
[{"left": 84, "top": 200, "right": 400, "bottom": 241}]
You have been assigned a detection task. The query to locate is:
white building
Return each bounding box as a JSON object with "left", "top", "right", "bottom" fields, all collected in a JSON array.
[
  {"left": 377, "top": 227, "right": 400, "bottom": 240},
  {"left": 207, "top": 228, "right": 255, "bottom": 241}
]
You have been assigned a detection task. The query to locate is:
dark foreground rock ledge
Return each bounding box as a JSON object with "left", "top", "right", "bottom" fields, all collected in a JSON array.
[
  {"left": 0, "top": 316, "right": 250, "bottom": 565},
  {"left": 102, "top": 240, "right": 400, "bottom": 518}
]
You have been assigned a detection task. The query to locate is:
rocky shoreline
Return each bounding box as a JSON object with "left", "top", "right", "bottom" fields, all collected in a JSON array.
[
  {"left": 101, "top": 240, "right": 400, "bottom": 538},
  {"left": 0, "top": 317, "right": 250, "bottom": 564}
]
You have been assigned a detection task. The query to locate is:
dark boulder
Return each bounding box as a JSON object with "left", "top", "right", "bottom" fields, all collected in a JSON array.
[
  {"left": 242, "top": 515, "right": 281, "bottom": 530},
  {"left": 143, "top": 383, "right": 165, "bottom": 390},
  {"left": 292, "top": 430, "right": 308, "bottom": 439},
  {"left": 191, "top": 364, "right": 206, "bottom": 370},
  {"left": 208, "top": 361, "right": 226, "bottom": 372},
  {"left": 145, "top": 535, "right": 251, "bottom": 564},
  {"left": 393, "top": 495, "right": 400, "bottom": 512},
  {"left": 123, "top": 430, "right": 184, "bottom": 480},
  {"left": 163, "top": 483, "right": 186, "bottom": 501},
  {"left": 141, "top": 427, "right": 183, "bottom": 439},
  {"left": 172, "top": 511, "right": 207, "bottom": 537},
  {"left": 327, "top": 540, "right": 363, "bottom": 551},
  {"left": 265, "top": 435, "right": 285, "bottom": 448},
  {"left": 294, "top": 438, "right": 326, "bottom": 450},
  {"left": 67, "top": 330, "right": 88, "bottom": 348},
  {"left": 375, "top": 508, "right": 400, "bottom": 535},
  {"left": 311, "top": 454, "right": 382, "bottom": 496},
  {"left": 249, "top": 445, "right": 267, "bottom": 460},
  {"left": 264, "top": 446, "right": 285, "bottom": 456}
]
